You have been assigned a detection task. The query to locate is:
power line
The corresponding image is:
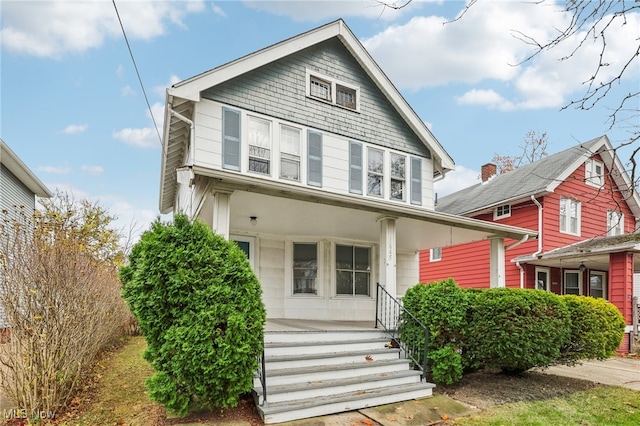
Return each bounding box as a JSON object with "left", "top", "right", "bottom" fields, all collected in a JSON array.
[{"left": 112, "top": 0, "right": 163, "bottom": 149}]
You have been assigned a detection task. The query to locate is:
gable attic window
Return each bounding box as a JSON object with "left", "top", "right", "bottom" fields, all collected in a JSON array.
[
  {"left": 494, "top": 204, "right": 511, "bottom": 220},
  {"left": 306, "top": 70, "right": 359, "bottom": 111},
  {"left": 585, "top": 158, "right": 604, "bottom": 187}
]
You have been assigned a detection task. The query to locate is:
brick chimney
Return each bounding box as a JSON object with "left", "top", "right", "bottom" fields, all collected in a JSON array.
[{"left": 481, "top": 163, "right": 497, "bottom": 182}]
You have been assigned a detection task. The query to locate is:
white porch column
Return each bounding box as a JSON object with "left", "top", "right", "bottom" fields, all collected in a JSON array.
[
  {"left": 212, "top": 190, "right": 233, "bottom": 240},
  {"left": 489, "top": 236, "right": 506, "bottom": 288},
  {"left": 378, "top": 216, "right": 397, "bottom": 297}
]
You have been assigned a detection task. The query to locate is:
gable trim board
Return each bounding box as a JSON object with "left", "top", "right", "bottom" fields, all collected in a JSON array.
[
  {"left": 1, "top": 139, "right": 52, "bottom": 198},
  {"left": 160, "top": 19, "right": 453, "bottom": 214}
]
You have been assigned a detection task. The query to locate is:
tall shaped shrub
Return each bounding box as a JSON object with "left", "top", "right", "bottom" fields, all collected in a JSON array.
[
  {"left": 120, "top": 214, "right": 266, "bottom": 416},
  {"left": 560, "top": 295, "right": 625, "bottom": 364}
]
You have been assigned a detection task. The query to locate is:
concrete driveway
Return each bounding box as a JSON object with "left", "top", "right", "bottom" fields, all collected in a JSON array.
[{"left": 539, "top": 357, "right": 640, "bottom": 390}]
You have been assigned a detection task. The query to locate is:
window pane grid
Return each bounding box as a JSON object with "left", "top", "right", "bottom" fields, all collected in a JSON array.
[
  {"left": 310, "top": 78, "right": 331, "bottom": 101},
  {"left": 336, "top": 244, "right": 370, "bottom": 296}
]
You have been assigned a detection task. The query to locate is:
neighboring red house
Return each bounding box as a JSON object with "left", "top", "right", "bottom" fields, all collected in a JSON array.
[{"left": 420, "top": 135, "right": 640, "bottom": 352}]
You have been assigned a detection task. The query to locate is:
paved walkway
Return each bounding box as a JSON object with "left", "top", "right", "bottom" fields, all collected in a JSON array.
[{"left": 538, "top": 356, "right": 640, "bottom": 390}]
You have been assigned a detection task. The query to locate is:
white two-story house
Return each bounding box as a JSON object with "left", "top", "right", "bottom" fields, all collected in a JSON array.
[{"left": 159, "top": 19, "right": 536, "bottom": 324}]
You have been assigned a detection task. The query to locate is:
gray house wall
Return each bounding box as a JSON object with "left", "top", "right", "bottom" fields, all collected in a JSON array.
[
  {"left": 1, "top": 165, "right": 36, "bottom": 222},
  {"left": 203, "top": 38, "right": 430, "bottom": 158}
]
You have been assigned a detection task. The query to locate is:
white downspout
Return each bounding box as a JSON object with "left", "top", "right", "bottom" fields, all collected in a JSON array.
[
  {"left": 517, "top": 195, "right": 543, "bottom": 288},
  {"left": 170, "top": 109, "right": 195, "bottom": 219}
]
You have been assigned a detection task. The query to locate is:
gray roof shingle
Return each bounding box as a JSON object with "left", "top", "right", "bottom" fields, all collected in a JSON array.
[{"left": 436, "top": 136, "right": 604, "bottom": 215}]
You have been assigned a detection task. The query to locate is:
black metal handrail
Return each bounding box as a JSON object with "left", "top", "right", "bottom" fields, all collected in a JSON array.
[
  {"left": 256, "top": 350, "right": 267, "bottom": 405},
  {"left": 375, "top": 283, "right": 429, "bottom": 380}
]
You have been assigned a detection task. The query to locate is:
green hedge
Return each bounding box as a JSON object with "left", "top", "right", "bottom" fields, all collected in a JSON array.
[
  {"left": 400, "top": 279, "right": 473, "bottom": 384},
  {"left": 560, "top": 295, "right": 625, "bottom": 364},
  {"left": 120, "top": 214, "right": 266, "bottom": 416},
  {"left": 468, "top": 288, "right": 571, "bottom": 373}
]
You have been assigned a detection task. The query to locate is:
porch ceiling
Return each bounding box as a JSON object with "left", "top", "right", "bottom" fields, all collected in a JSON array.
[{"left": 195, "top": 170, "right": 537, "bottom": 252}]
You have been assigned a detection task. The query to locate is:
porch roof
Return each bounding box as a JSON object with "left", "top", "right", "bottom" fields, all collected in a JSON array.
[
  {"left": 195, "top": 166, "right": 538, "bottom": 251},
  {"left": 512, "top": 232, "right": 640, "bottom": 271}
]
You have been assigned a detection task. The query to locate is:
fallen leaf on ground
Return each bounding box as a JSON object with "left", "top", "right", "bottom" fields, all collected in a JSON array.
[
  {"left": 440, "top": 414, "right": 449, "bottom": 420},
  {"left": 365, "top": 355, "right": 373, "bottom": 362},
  {"left": 361, "top": 419, "right": 373, "bottom": 425},
  {"left": 405, "top": 414, "right": 414, "bottom": 420}
]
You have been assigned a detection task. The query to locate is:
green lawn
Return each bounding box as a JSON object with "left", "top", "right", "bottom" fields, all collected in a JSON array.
[
  {"left": 453, "top": 386, "right": 640, "bottom": 426},
  {"left": 56, "top": 335, "right": 164, "bottom": 426},
  {"left": 40, "top": 336, "right": 640, "bottom": 426}
]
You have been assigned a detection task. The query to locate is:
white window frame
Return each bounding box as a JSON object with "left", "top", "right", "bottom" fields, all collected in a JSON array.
[
  {"left": 607, "top": 209, "right": 624, "bottom": 236},
  {"left": 430, "top": 247, "right": 442, "bottom": 262},
  {"left": 279, "top": 124, "right": 302, "bottom": 182},
  {"left": 367, "top": 147, "right": 384, "bottom": 197},
  {"left": 559, "top": 197, "right": 581, "bottom": 236},
  {"left": 334, "top": 243, "right": 372, "bottom": 297},
  {"left": 494, "top": 204, "right": 511, "bottom": 220},
  {"left": 535, "top": 267, "right": 550, "bottom": 291},
  {"left": 585, "top": 158, "right": 604, "bottom": 187},
  {"left": 589, "top": 271, "right": 607, "bottom": 299},
  {"left": 564, "top": 270, "right": 583, "bottom": 295},
  {"left": 390, "top": 153, "right": 406, "bottom": 201},
  {"left": 292, "top": 242, "right": 319, "bottom": 296},
  {"left": 247, "top": 115, "right": 272, "bottom": 176},
  {"left": 305, "top": 70, "right": 360, "bottom": 112}
]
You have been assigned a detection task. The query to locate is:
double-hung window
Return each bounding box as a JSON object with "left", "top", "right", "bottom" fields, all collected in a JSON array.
[
  {"left": 585, "top": 159, "right": 604, "bottom": 187},
  {"left": 607, "top": 210, "right": 624, "bottom": 236},
  {"left": 336, "top": 85, "right": 356, "bottom": 110},
  {"left": 310, "top": 76, "right": 331, "bottom": 102},
  {"left": 367, "top": 148, "right": 384, "bottom": 197},
  {"left": 559, "top": 197, "right": 580, "bottom": 235},
  {"left": 293, "top": 243, "right": 318, "bottom": 295},
  {"left": 390, "top": 153, "right": 406, "bottom": 201},
  {"left": 336, "top": 244, "right": 371, "bottom": 296},
  {"left": 247, "top": 116, "right": 271, "bottom": 175},
  {"left": 280, "top": 125, "right": 301, "bottom": 181}
]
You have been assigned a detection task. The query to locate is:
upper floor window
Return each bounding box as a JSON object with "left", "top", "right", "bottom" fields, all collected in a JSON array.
[
  {"left": 306, "top": 70, "right": 359, "bottom": 111},
  {"left": 494, "top": 204, "right": 511, "bottom": 220},
  {"left": 559, "top": 196, "right": 581, "bottom": 236},
  {"left": 585, "top": 159, "right": 604, "bottom": 187},
  {"left": 607, "top": 210, "right": 624, "bottom": 236},
  {"left": 310, "top": 76, "right": 331, "bottom": 101},
  {"left": 247, "top": 116, "right": 271, "bottom": 175},
  {"left": 390, "top": 153, "right": 406, "bottom": 201},
  {"left": 367, "top": 148, "right": 384, "bottom": 197},
  {"left": 280, "top": 125, "right": 301, "bottom": 181}
]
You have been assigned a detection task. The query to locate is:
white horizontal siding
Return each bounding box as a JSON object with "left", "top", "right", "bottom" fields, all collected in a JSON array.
[
  {"left": 397, "top": 251, "right": 419, "bottom": 298},
  {"left": 259, "top": 238, "right": 285, "bottom": 318},
  {"left": 191, "top": 99, "right": 436, "bottom": 210}
]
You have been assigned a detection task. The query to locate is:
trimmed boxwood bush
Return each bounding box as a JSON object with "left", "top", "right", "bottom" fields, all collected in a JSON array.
[
  {"left": 560, "top": 294, "right": 625, "bottom": 364},
  {"left": 400, "top": 279, "right": 473, "bottom": 384},
  {"left": 120, "top": 214, "right": 266, "bottom": 416},
  {"left": 468, "top": 288, "right": 571, "bottom": 373}
]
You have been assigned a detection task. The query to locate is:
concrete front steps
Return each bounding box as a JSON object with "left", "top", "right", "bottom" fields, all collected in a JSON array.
[{"left": 253, "top": 329, "right": 435, "bottom": 424}]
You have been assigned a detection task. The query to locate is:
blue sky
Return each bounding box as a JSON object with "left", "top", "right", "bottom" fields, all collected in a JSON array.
[{"left": 1, "top": 0, "right": 638, "bottom": 239}]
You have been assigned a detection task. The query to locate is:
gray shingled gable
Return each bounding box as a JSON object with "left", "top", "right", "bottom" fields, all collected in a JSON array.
[{"left": 436, "top": 136, "right": 604, "bottom": 216}]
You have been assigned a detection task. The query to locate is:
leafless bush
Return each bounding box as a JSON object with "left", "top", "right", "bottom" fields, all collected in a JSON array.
[{"left": 0, "top": 201, "right": 130, "bottom": 417}]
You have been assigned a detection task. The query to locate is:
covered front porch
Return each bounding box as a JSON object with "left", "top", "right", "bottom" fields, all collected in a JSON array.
[{"left": 190, "top": 170, "right": 537, "bottom": 323}]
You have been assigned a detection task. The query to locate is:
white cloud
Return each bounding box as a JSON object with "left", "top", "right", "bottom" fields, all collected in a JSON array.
[
  {"left": 121, "top": 85, "right": 135, "bottom": 97},
  {"left": 114, "top": 102, "right": 165, "bottom": 148},
  {"left": 434, "top": 165, "right": 478, "bottom": 198},
  {"left": 81, "top": 165, "right": 104, "bottom": 176},
  {"left": 0, "top": 1, "right": 206, "bottom": 59},
  {"left": 211, "top": 2, "right": 226, "bottom": 17},
  {"left": 363, "top": 2, "right": 639, "bottom": 110},
  {"left": 61, "top": 123, "right": 88, "bottom": 135},
  {"left": 243, "top": 0, "right": 429, "bottom": 22},
  {"left": 37, "top": 166, "right": 72, "bottom": 175}
]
